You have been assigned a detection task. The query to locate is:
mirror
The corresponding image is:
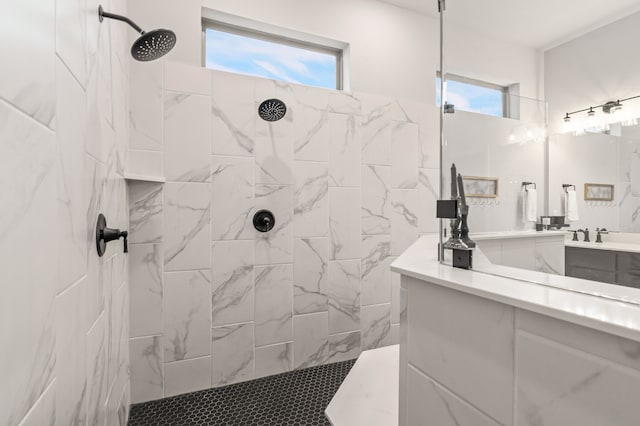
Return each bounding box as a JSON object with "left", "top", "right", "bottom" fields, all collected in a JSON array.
[{"left": 440, "top": 3, "right": 640, "bottom": 296}]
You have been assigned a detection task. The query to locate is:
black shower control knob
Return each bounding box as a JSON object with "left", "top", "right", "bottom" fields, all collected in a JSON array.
[
  {"left": 253, "top": 210, "right": 276, "bottom": 233},
  {"left": 96, "top": 213, "right": 129, "bottom": 257}
]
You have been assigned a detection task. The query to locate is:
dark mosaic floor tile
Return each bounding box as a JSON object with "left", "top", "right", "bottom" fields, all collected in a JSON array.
[{"left": 128, "top": 359, "right": 356, "bottom": 426}]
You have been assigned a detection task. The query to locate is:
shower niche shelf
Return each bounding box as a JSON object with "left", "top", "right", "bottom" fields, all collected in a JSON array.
[{"left": 124, "top": 173, "right": 166, "bottom": 183}]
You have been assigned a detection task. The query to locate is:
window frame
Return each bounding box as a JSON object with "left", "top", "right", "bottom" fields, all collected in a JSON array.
[
  {"left": 202, "top": 18, "right": 344, "bottom": 91},
  {"left": 437, "top": 72, "right": 518, "bottom": 119}
]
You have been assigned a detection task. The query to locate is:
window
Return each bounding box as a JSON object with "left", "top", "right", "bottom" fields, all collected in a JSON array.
[
  {"left": 436, "top": 74, "right": 518, "bottom": 119},
  {"left": 203, "top": 20, "right": 343, "bottom": 91}
]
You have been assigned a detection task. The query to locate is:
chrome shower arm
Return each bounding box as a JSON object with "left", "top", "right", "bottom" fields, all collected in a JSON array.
[{"left": 99, "top": 5, "right": 144, "bottom": 34}]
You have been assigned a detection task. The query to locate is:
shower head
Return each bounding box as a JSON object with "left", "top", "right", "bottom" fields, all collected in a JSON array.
[
  {"left": 98, "top": 5, "right": 176, "bottom": 62},
  {"left": 131, "top": 29, "right": 177, "bottom": 62}
]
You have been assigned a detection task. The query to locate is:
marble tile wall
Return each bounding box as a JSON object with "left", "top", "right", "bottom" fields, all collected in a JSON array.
[
  {"left": 128, "top": 62, "right": 440, "bottom": 402},
  {"left": 1, "top": 1, "right": 130, "bottom": 425}
]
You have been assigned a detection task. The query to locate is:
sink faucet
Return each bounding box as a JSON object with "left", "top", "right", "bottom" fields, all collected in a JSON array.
[
  {"left": 577, "top": 228, "right": 590, "bottom": 242},
  {"left": 595, "top": 228, "right": 608, "bottom": 243}
]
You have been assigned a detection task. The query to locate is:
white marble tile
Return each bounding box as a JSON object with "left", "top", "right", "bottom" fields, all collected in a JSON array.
[
  {"left": 165, "top": 61, "right": 211, "bottom": 95},
  {"left": 329, "top": 113, "right": 361, "bottom": 187},
  {"left": 164, "top": 356, "right": 212, "bottom": 397},
  {"left": 294, "top": 238, "right": 329, "bottom": 315},
  {"left": 420, "top": 106, "right": 440, "bottom": 169},
  {"left": 255, "top": 119, "right": 293, "bottom": 185},
  {"left": 329, "top": 91, "right": 361, "bottom": 115},
  {"left": 327, "top": 331, "right": 361, "bottom": 363},
  {"left": 164, "top": 183, "right": 211, "bottom": 271},
  {"left": 362, "top": 165, "right": 392, "bottom": 235},
  {"left": 294, "top": 161, "right": 328, "bottom": 237},
  {"left": 211, "top": 155, "right": 255, "bottom": 241},
  {"left": 329, "top": 187, "right": 361, "bottom": 260},
  {"left": 85, "top": 156, "right": 107, "bottom": 324},
  {"left": 19, "top": 380, "right": 56, "bottom": 426},
  {"left": 129, "top": 244, "right": 163, "bottom": 337},
  {"left": 255, "top": 79, "right": 294, "bottom": 114},
  {"left": 516, "top": 331, "right": 640, "bottom": 426},
  {"left": 212, "top": 323, "right": 254, "bottom": 386},
  {"left": 2, "top": 0, "right": 56, "bottom": 127},
  {"left": 127, "top": 150, "right": 163, "bottom": 178},
  {"left": 0, "top": 102, "right": 57, "bottom": 426},
  {"left": 359, "top": 93, "right": 393, "bottom": 166},
  {"left": 392, "top": 98, "right": 430, "bottom": 124},
  {"left": 535, "top": 237, "right": 565, "bottom": 275},
  {"left": 86, "top": 313, "right": 108, "bottom": 426},
  {"left": 407, "top": 365, "right": 500, "bottom": 426},
  {"left": 211, "top": 240, "right": 254, "bottom": 326},
  {"left": 294, "top": 312, "right": 329, "bottom": 369},
  {"left": 255, "top": 343, "right": 293, "bottom": 378},
  {"left": 87, "top": 3, "right": 113, "bottom": 133},
  {"left": 391, "top": 121, "right": 419, "bottom": 189},
  {"left": 212, "top": 71, "right": 255, "bottom": 156},
  {"left": 55, "top": 279, "right": 88, "bottom": 425},
  {"left": 255, "top": 184, "right": 294, "bottom": 264},
  {"left": 326, "top": 345, "right": 398, "bottom": 426},
  {"left": 129, "top": 336, "right": 163, "bottom": 404},
  {"left": 164, "top": 92, "right": 211, "bottom": 182},
  {"left": 129, "top": 60, "right": 163, "bottom": 150},
  {"left": 518, "top": 310, "right": 640, "bottom": 373},
  {"left": 129, "top": 181, "right": 163, "bottom": 244},
  {"left": 328, "top": 260, "right": 361, "bottom": 334},
  {"left": 294, "top": 85, "right": 330, "bottom": 161},
  {"left": 418, "top": 169, "right": 439, "bottom": 233},
  {"left": 55, "top": 58, "right": 87, "bottom": 289},
  {"left": 391, "top": 189, "right": 419, "bottom": 256},
  {"left": 255, "top": 264, "right": 294, "bottom": 347},
  {"left": 361, "top": 304, "right": 392, "bottom": 351},
  {"left": 391, "top": 324, "right": 399, "bottom": 345},
  {"left": 501, "top": 238, "right": 536, "bottom": 271},
  {"left": 163, "top": 270, "right": 212, "bottom": 362},
  {"left": 631, "top": 147, "right": 640, "bottom": 197},
  {"left": 408, "top": 282, "right": 514, "bottom": 425},
  {"left": 361, "top": 235, "right": 392, "bottom": 306},
  {"left": 390, "top": 262, "right": 401, "bottom": 324}
]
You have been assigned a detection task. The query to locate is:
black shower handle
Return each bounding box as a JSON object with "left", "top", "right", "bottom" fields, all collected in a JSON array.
[{"left": 96, "top": 214, "right": 128, "bottom": 256}]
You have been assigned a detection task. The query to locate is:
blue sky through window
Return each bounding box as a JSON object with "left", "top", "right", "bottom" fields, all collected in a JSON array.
[
  {"left": 436, "top": 77, "right": 504, "bottom": 117},
  {"left": 205, "top": 28, "right": 338, "bottom": 90}
]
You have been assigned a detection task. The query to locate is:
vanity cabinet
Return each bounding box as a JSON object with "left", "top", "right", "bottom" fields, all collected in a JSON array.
[{"left": 565, "top": 247, "right": 640, "bottom": 288}]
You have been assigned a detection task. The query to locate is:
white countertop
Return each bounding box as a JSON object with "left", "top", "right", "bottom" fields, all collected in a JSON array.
[
  {"left": 391, "top": 235, "right": 640, "bottom": 342},
  {"left": 565, "top": 240, "right": 640, "bottom": 254},
  {"left": 326, "top": 345, "right": 398, "bottom": 426},
  {"left": 472, "top": 230, "right": 566, "bottom": 241}
]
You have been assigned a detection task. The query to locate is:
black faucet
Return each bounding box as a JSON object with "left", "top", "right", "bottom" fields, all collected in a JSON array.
[
  {"left": 577, "top": 228, "right": 590, "bottom": 242},
  {"left": 595, "top": 228, "right": 608, "bottom": 243}
]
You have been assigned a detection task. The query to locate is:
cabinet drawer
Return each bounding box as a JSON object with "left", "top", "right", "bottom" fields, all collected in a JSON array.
[
  {"left": 565, "top": 266, "right": 615, "bottom": 284},
  {"left": 565, "top": 247, "right": 615, "bottom": 271}
]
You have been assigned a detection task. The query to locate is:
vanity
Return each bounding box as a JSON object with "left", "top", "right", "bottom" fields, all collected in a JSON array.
[
  {"left": 392, "top": 235, "right": 640, "bottom": 426},
  {"left": 565, "top": 234, "right": 640, "bottom": 288}
]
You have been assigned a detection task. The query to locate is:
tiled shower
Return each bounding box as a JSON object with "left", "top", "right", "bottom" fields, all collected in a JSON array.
[{"left": 127, "top": 61, "right": 440, "bottom": 403}]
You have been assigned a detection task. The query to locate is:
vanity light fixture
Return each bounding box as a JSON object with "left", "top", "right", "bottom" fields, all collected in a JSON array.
[{"left": 562, "top": 94, "right": 640, "bottom": 133}]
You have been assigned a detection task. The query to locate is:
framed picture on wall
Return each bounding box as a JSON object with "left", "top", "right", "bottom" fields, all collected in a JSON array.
[
  {"left": 462, "top": 176, "right": 499, "bottom": 198},
  {"left": 584, "top": 183, "right": 614, "bottom": 201}
]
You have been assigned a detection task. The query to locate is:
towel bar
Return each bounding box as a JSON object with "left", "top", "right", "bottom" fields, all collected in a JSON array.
[
  {"left": 522, "top": 182, "right": 536, "bottom": 190},
  {"left": 562, "top": 184, "right": 576, "bottom": 192}
]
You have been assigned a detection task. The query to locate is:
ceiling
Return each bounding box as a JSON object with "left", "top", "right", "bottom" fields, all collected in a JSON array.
[{"left": 380, "top": 0, "right": 640, "bottom": 49}]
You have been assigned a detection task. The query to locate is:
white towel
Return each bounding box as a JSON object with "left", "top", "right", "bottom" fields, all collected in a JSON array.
[
  {"left": 565, "top": 189, "right": 579, "bottom": 221},
  {"left": 523, "top": 188, "right": 537, "bottom": 222}
]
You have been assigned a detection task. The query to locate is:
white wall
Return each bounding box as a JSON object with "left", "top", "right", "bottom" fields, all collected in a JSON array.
[
  {"left": 545, "top": 11, "right": 640, "bottom": 135},
  {"left": 126, "top": 0, "right": 540, "bottom": 103}
]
